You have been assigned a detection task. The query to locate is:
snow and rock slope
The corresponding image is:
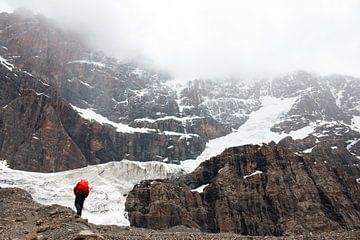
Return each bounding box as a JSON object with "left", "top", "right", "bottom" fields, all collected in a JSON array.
[
  {"left": 181, "top": 96, "right": 313, "bottom": 171},
  {"left": 0, "top": 160, "right": 184, "bottom": 225},
  {"left": 2, "top": 11, "right": 360, "bottom": 170},
  {"left": 1, "top": 92, "right": 359, "bottom": 227},
  {"left": 1, "top": 10, "right": 360, "bottom": 235}
]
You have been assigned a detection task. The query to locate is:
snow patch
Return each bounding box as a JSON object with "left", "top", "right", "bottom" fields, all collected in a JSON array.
[
  {"left": 191, "top": 184, "right": 209, "bottom": 193},
  {"left": 347, "top": 139, "right": 360, "bottom": 150},
  {"left": 23, "top": 70, "right": 33, "bottom": 77},
  {"left": 35, "top": 92, "right": 50, "bottom": 98},
  {"left": 131, "top": 68, "right": 146, "bottom": 78},
  {"left": 352, "top": 116, "right": 360, "bottom": 130},
  {"left": 288, "top": 125, "right": 314, "bottom": 139},
  {"left": 71, "top": 105, "right": 153, "bottom": 133},
  {"left": 79, "top": 80, "right": 94, "bottom": 88},
  {"left": 135, "top": 116, "right": 204, "bottom": 124},
  {"left": 163, "top": 131, "right": 199, "bottom": 138},
  {"left": 244, "top": 170, "right": 263, "bottom": 179},
  {"left": 303, "top": 147, "right": 314, "bottom": 153},
  {"left": 0, "top": 55, "right": 14, "bottom": 71},
  {"left": 68, "top": 60, "right": 105, "bottom": 68}
]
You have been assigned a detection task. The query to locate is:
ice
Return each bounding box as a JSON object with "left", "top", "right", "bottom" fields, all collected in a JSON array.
[
  {"left": 0, "top": 160, "right": 184, "bottom": 226},
  {"left": 181, "top": 96, "right": 314, "bottom": 172}
]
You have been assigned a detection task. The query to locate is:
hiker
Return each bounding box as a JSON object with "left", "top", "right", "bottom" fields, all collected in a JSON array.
[{"left": 73, "top": 179, "right": 90, "bottom": 217}]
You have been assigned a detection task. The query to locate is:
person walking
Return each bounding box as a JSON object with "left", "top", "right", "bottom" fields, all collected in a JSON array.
[{"left": 73, "top": 179, "right": 90, "bottom": 217}]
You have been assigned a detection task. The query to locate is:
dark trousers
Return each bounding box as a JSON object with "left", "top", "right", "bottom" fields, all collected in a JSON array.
[{"left": 75, "top": 192, "right": 87, "bottom": 216}]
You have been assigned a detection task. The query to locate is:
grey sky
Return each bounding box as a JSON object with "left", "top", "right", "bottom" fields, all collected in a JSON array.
[{"left": 1, "top": 0, "right": 360, "bottom": 80}]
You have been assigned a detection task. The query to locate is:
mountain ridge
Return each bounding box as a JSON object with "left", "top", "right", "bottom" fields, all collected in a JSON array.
[{"left": 1, "top": 11, "right": 360, "bottom": 172}]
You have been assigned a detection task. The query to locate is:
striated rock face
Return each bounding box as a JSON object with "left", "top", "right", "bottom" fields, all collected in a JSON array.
[
  {"left": 1, "top": 91, "right": 87, "bottom": 172},
  {"left": 0, "top": 11, "right": 227, "bottom": 171},
  {"left": 0, "top": 11, "right": 227, "bottom": 140},
  {"left": 126, "top": 142, "right": 360, "bottom": 236},
  {"left": 1, "top": 11, "right": 360, "bottom": 173},
  {"left": 0, "top": 63, "right": 205, "bottom": 171}
]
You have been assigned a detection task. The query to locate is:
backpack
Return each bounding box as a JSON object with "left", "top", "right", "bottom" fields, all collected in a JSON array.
[{"left": 75, "top": 179, "right": 89, "bottom": 195}]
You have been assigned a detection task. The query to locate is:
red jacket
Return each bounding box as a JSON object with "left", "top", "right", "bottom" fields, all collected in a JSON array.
[{"left": 74, "top": 179, "right": 90, "bottom": 197}]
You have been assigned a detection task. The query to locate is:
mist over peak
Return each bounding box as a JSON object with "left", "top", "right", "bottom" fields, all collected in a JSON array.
[{"left": 1, "top": 0, "right": 360, "bottom": 81}]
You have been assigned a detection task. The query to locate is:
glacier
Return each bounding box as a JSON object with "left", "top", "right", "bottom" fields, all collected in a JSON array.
[
  {"left": 0, "top": 160, "right": 184, "bottom": 225},
  {"left": 0, "top": 95, "right": 317, "bottom": 226},
  {"left": 181, "top": 96, "right": 314, "bottom": 172}
]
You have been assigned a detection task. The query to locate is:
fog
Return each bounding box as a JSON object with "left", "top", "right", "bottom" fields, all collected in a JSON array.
[{"left": 1, "top": 0, "right": 360, "bottom": 80}]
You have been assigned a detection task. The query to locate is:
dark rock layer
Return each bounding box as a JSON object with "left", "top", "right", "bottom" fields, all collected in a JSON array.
[
  {"left": 126, "top": 142, "right": 360, "bottom": 236},
  {"left": 0, "top": 64, "right": 205, "bottom": 171}
]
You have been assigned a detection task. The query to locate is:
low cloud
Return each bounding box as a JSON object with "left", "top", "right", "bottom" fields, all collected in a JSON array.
[{"left": 2, "top": 0, "right": 360, "bottom": 80}]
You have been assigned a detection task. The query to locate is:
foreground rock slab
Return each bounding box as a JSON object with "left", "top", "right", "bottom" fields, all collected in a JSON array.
[{"left": 1, "top": 187, "right": 359, "bottom": 240}]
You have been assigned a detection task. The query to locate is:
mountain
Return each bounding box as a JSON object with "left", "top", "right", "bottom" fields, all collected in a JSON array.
[
  {"left": 1, "top": 9, "right": 360, "bottom": 237},
  {"left": 1, "top": 11, "right": 360, "bottom": 173},
  {"left": 0, "top": 11, "right": 208, "bottom": 171}
]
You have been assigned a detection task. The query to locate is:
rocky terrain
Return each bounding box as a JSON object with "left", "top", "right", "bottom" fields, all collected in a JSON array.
[
  {"left": 126, "top": 142, "right": 360, "bottom": 235},
  {"left": 0, "top": 10, "right": 213, "bottom": 171},
  {"left": 0, "top": 62, "right": 205, "bottom": 171},
  {"left": 1, "top": 10, "right": 360, "bottom": 172},
  {"left": 1, "top": 8, "right": 360, "bottom": 239},
  {"left": 1, "top": 187, "right": 360, "bottom": 240}
]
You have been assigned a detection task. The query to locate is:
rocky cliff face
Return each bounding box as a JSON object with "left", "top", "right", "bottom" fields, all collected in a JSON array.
[
  {"left": 1, "top": 10, "right": 360, "bottom": 173},
  {"left": 0, "top": 11, "right": 226, "bottom": 139},
  {"left": 125, "top": 142, "right": 360, "bottom": 236},
  {"left": 0, "top": 62, "right": 206, "bottom": 171}
]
